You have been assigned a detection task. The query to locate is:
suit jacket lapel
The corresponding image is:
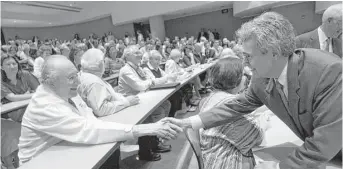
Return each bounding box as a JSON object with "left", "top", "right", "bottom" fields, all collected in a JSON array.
[
  {"left": 332, "top": 37, "right": 342, "bottom": 58},
  {"left": 287, "top": 51, "right": 305, "bottom": 137}
]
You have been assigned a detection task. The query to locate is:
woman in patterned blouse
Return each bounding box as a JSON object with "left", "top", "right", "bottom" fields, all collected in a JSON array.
[{"left": 199, "top": 57, "right": 271, "bottom": 169}]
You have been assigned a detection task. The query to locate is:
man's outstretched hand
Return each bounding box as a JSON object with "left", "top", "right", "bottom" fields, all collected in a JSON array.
[
  {"left": 132, "top": 120, "right": 183, "bottom": 140},
  {"left": 160, "top": 117, "right": 192, "bottom": 129}
]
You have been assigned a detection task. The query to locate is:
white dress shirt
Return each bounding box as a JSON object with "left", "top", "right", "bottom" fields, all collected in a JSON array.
[
  {"left": 78, "top": 72, "right": 131, "bottom": 117},
  {"left": 318, "top": 27, "right": 333, "bottom": 52},
  {"left": 18, "top": 85, "right": 134, "bottom": 164}
]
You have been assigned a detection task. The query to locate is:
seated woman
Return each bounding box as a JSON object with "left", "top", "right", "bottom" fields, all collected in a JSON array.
[
  {"left": 1, "top": 54, "right": 40, "bottom": 122},
  {"left": 199, "top": 57, "right": 271, "bottom": 169}
]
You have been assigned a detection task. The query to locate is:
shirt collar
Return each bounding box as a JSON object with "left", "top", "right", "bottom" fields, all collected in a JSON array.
[
  {"left": 276, "top": 61, "right": 288, "bottom": 86},
  {"left": 318, "top": 27, "right": 329, "bottom": 44}
]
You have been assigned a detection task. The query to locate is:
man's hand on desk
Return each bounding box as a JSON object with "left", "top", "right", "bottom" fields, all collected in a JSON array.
[
  {"left": 126, "top": 95, "right": 140, "bottom": 106},
  {"left": 132, "top": 121, "right": 183, "bottom": 140}
]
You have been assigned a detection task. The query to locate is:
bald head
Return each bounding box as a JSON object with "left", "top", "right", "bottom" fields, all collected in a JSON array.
[
  {"left": 81, "top": 48, "right": 104, "bottom": 72},
  {"left": 41, "top": 55, "right": 76, "bottom": 86}
]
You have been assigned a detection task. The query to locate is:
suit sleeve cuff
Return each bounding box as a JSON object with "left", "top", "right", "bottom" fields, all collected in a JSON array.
[{"left": 189, "top": 115, "right": 204, "bottom": 130}]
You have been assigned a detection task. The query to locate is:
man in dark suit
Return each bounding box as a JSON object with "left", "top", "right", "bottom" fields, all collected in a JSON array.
[
  {"left": 296, "top": 4, "right": 342, "bottom": 58},
  {"left": 164, "top": 12, "right": 342, "bottom": 169}
]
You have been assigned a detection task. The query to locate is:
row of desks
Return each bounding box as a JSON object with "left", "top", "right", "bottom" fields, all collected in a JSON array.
[{"left": 18, "top": 63, "right": 215, "bottom": 169}]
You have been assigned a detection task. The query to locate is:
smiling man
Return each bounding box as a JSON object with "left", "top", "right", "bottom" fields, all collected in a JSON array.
[{"left": 164, "top": 12, "right": 342, "bottom": 169}]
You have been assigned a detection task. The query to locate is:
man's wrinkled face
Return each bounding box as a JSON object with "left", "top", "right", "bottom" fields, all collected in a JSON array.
[
  {"left": 59, "top": 63, "right": 80, "bottom": 98},
  {"left": 149, "top": 55, "right": 161, "bottom": 69},
  {"left": 326, "top": 17, "right": 342, "bottom": 38},
  {"left": 242, "top": 38, "right": 275, "bottom": 78}
]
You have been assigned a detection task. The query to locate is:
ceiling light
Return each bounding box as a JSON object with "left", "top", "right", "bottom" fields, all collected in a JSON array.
[
  {"left": 69, "top": 4, "right": 73, "bottom": 6},
  {"left": 13, "top": 21, "right": 16, "bottom": 23},
  {"left": 49, "top": 23, "right": 52, "bottom": 24}
]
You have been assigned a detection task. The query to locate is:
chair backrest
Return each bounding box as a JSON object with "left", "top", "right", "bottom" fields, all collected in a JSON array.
[{"left": 184, "top": 128, "right": 204, "bottom": 169}]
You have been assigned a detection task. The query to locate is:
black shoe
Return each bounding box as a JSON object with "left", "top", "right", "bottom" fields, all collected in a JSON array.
[
  {"left": 138, "top": 151, "right": 161, "bottom": 161},
  {"left": 152, "top": 143, "right": 172, "bottom": 153}
]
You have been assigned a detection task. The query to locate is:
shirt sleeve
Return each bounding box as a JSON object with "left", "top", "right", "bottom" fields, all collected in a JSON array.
[
  {"left": 121, "top": 68, "right": 153, "bottom": 91},
  {"left": 82, "top": 83, "right": 130, "bottom": 117},
  {"left": 30, "top": 104, "right": 135, "bottom": 144}
]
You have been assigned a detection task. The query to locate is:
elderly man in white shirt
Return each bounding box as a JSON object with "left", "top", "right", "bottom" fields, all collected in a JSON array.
[
  {"left": 78, "top": 48, "right": 139, "bottom": 117},
  {"left": 117, "top": 45, "right": 173, "bottom": 161},
  {"left": 18, "top": 55, "right": 182, "bottom": 164}
]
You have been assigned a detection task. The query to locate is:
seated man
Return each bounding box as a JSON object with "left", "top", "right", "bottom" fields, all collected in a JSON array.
[
  {"left": 18, "top": 55, "right": 182, "bottom": 164},
  {"left": 141, "top": 50, "right": 180, "bottom": 117},
  {"left": 117, "top": 45, "right": 172, "bottom": 161},
  {"left": 78, "top": 48, "right": 139, "bottom": 117}
]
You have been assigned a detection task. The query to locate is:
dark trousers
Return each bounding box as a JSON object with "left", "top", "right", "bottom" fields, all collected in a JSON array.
[
  {"left": 138, "top": 136, "right": 158, "bottom": 155},
  {"left": 168, "top": 91, "right": 183, "bottom": 117}
]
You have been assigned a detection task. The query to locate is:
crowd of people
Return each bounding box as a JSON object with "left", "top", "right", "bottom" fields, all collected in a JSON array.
[{"left": 1, "top": 3, "right": 342, "bottom": 169}]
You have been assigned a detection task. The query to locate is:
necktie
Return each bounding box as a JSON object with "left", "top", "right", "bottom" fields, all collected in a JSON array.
[
  {"left": 325, "top": 38, "right": 331, "bottom": 52},
  {"left": 68, "top": 98, "right": 77, "bottom": 109},
  {"left": 274, "top": 79, "right": 288, "bottom": 108}
]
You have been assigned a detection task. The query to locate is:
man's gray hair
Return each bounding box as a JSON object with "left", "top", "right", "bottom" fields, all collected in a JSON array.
[
  {"left": 169, "top": 49, "right": 181, "bottom": 60},
  {"left": 149, "top": 50, "right": 162, "bottom": 60},
  {"left": 322, "top": 4, "right": 342, "bottom": 22},
  {"left": 122, "top": 45, "right": 142, "bottom": 60},
  {"left": 236, "top": 12, "right": 296, "bottom": 57},
  {"left": 80, "top": 48, "right": 104, "bottom": 71}
]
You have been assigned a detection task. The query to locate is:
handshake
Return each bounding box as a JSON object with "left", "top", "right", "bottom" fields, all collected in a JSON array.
[{"left": 132, "top": 117, "right": 191, "bottom": 140}]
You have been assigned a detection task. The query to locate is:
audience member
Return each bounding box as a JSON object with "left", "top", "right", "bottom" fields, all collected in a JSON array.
[
  {"left": 117, "top": 45, "right": 172, "bottom": 161},
  {"left": 1, "top": 54, "right": 39, "bottom": 122},
  {"left": 296, "top": 4, "right": 342, "bottom": 58},
  {"left": 200, "top": 57, "right": 271, "bottom": 169},
  {"left": 78, "top": 48, "right": 139, "bottom": 117}
]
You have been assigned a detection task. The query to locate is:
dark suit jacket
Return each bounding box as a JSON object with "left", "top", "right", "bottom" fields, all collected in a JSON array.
[
  {"left": 296, "top": 28, "right": 342, "bottom": 58},
  {"left": 182, "top": 54, "right": 200, "bottom": 67},
  {"left": 199, "top": 48, "right": 342, "bottom": 169}
]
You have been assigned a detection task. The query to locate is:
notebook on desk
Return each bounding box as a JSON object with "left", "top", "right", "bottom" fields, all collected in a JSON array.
[{"left": 150, "top": 82, "right": 181, "bottom": 90}]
